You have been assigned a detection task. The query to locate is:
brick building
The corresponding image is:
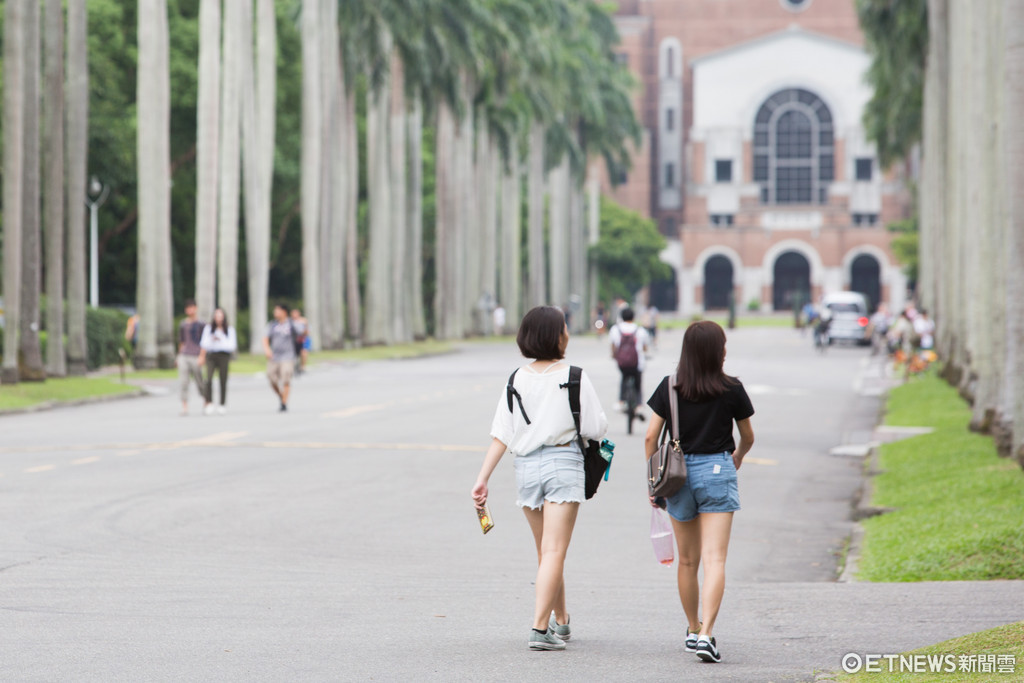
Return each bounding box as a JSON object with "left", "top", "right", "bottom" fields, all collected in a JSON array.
[{"left": 603, "top": 0, "right": 911, "bottom": 314}]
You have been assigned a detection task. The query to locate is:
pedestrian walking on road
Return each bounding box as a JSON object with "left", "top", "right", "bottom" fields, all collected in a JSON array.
[
  {"left": 644, "top": 320, "right": 755, "bottom": 664},
  {"left": 290, "top": 308, "right": 310, "bottom": 374},
  {"left": 176, "top": 299, "right": 209, "bottom": 416},
  {"left": 200, "top": 307, "right": 237, "bottom": 415},
  {"left": 263, "top": 304, "right": 297, "bottom": 412},
  {"left": 471, "top": 305, "right": 608, "bottom": 652}
]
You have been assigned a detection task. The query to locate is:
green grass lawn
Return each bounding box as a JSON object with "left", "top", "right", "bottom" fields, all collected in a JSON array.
[
  {"left": 660, "top": 314, "right": 797, "bottom": 330},
  {"left": 833, "top": 621, "right": 1023, "bottom": 683},
  {"left": 0, "top": 376, "right": 140, "bottom": 411},
  {"left": 124, "top": 339, "right": 456, "bottom": 381},
  {"left": 856, "top": 369, "right": 1024, "bottom": 581}
]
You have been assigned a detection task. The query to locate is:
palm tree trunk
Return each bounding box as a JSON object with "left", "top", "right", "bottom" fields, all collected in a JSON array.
[
  {"left": 459, "top": 92, "right": 474, "bottom": 336},
  {"left": 19, "top": 0, "right": 45, "bottom": 381},
  {"left": 922, "top": 0, "right": 947, "bottom": 346},
  {"left": 568, "top": 173, "right": 586, "bottom": 334},
  {"left": 137, "top": 0, "right": 173, "bottom": 369},
  {"left": 479, "top": 133, "right": 500, "bottom": 335},
  {"left": 434, "top": 101, "right": 457, "bottom": 339},
  {"left": 2, "top": 0, "right": 26, "bottom": 384},
  {"left": 194, "top": 0, "right": 221, "bottom": 321},
  {"left": 587, "top": 163, "right": 601, "bottom": 331},
  {"left": 465, "top": 121, "right": 484, "bottom": 335},
  {"left": 252, "top": 0, "right": 277, "bottom": 351},
  {"left": 406, "top": 95, "right": 427, "bottom": 340},
  {"left": 548, "top": 154, "right": 569, "bottom": 313},
  {"left": 364, "top": 40, "right": 394, "bottom": 346},
  {"left": 499, "top": 156, "right": 522, "bottom": 328},
  {"left": 527, "top": 122, "right": 547, "bottom": 308},
  {"left": 218, "top": 0, "right": 242, "bottom": 328},
  {"left": 239, "top": 0, "right": 271, "bottom": 351},
  {"left": 1006, "top": 0, "right": 1024, "bottom": 462},
  {"left": 43, "top": 0, "right": 66, "bottom": 377},
  {"left": 343, "top": 86, "right": 362, "bottom": 342},
  {"left": 300, "top": 0, "right": 323, "bottom": 348},
  {"left": 65, "top": 0, "right": 89, "bottom": 375},
  {"left": 389, "top": 54, "right": 409, "bottom": 344},
  {"left": 320, "top": 0, "right": 344, "bottom": 350}
]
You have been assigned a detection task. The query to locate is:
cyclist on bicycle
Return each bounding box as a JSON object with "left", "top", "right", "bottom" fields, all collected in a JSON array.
[{"left": 609, "top": 307, "right": 650, "bottom": 412}]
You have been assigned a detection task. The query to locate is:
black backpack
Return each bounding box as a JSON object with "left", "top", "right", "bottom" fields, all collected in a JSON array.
[{"left": 506, "top": 365, "right": 610, "bottom": 499}]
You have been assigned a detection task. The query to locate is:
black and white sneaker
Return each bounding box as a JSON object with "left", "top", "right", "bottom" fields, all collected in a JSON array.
[
  {"left": 695, "top": 635, "right": 721, "bottom": 662},
  {"left": 684, "top": 626, "right": 701, "bottom": 653}
]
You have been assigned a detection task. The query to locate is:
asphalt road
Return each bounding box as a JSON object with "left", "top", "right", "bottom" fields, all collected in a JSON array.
[{"left": 1, "top": 326, "right": 1021, "bottom": 682}]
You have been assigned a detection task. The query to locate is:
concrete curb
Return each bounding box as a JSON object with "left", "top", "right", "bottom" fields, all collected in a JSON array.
[{"left": 0, "top": 387, "right": 149, "bottom": 418}]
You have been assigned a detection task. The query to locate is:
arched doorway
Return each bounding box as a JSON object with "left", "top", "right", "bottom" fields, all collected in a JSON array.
[
  {"left": 773, "top": 251, "right": 811, "bottom": 311},
  {"left": 650, "top": 267, "right": 678, "bottom": 312},
  {"left": 851, "top": 254, "right": 881, "bottom": 311},
  {"left": 704, "top": 256, "right": 734, "bottom": 310}
]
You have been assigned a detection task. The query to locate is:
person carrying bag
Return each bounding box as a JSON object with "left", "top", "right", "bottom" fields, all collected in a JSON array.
[{"left": 643, "top": 320, "right": 755, "bottom": 664}]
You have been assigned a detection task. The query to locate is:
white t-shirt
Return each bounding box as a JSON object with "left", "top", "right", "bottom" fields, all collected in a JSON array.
[
  {"left": 609, "top": 322, "right": 650, "bottom": 371},
  {"left": 490, "top": 363, "right": 608, "bottom": 457}
]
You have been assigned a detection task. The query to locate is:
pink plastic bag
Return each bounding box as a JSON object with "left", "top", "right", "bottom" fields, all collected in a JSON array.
[{"left": 650, "top": 507, "right": 675, "bottom": 566}]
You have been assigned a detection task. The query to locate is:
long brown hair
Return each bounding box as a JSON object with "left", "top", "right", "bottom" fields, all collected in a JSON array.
[{"left": 675, "top": 320, "right": 737, "bottom": 401}]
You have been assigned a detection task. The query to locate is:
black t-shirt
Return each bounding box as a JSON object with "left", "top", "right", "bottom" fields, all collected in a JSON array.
[{"left": 647, "top": 375, "right": 754, "bottom": 454}]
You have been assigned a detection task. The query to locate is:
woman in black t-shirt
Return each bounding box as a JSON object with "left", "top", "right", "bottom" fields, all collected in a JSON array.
[{"left": 644, "top": 320, "right": 754, "bottom": 664}]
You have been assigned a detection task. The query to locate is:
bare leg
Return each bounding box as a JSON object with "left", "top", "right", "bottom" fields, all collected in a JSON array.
[
  {"left": 697, "top": 512, "right": 734, "bottom": 637},
  {"left": 524, "top": 502, "right": 579, "bottom": 630},
  {"left": 280, "top": 383, "right": 291, "bottom": 406},
  {"left": 524, "top": 507, "right": 569, "bottom": 625},
  {"left": 670, "top": 515, "right": 702, "bottom": 633}
]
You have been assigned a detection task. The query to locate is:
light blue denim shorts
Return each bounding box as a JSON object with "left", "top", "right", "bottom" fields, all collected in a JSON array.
[
  {"left": 664, "top": 451, "right": 740, "bottom": 522},
  {"left": 514, "top": 444, "right": 585, "bottom": 510}
]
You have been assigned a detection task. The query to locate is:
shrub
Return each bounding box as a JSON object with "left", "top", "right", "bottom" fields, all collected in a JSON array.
[
  {"left": 746, "top": 298, "right": 761, "bottom": 312},
  {"left": 86, "top": 307, "right": 130, "bottom": 370}
]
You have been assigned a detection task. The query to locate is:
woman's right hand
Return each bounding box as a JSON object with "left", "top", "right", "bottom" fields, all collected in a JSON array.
[{"left": 471, "top": 480, "right": 488, "bottom": 510}]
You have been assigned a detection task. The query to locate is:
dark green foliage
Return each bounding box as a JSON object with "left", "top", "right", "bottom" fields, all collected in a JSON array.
[
  {"left": 888, "top": 216, "right": 919, "bottom": 287},
  {"left": 856, "top": 0, "right": 928, "bottom": 169},
  {"left": 591, "top": 199, "right": 670, "bottom": 305},
  {"left": 85, "top": 307, "right": 130, "bottom": 370}
]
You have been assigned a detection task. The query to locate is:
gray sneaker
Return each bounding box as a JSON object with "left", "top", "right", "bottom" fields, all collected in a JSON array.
[
  {"left": 528, "top": 628, "right": 567, "bottom": 651},
  {"left": 548, "top": 613, "right": 571, "bottom": 641},
  {"left": 684, "top": 626, "right": 701, "bottom": 653}
]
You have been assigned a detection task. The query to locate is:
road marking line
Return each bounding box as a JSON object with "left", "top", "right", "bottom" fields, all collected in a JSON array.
[
  {"left": 71, "top": 456, "right": 101, "bottom": 465},
  {"left": 25, "top": 464, "right": 56, "bottom": 473},
  {"left": 744, "top": 457, "right": 778, "bottom": 466},
  {"left": 117, "top": 449, "right": 142, "bottom": 457}
]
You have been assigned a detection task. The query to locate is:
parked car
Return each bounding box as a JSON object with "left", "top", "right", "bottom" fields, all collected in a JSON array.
[{"left": 821, "top": 292, "right": 870, "bottom": 345}]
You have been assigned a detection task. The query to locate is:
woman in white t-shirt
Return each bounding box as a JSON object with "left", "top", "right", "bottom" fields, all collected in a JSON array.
[{"left": 472, "top": 306, "right": 608, "bottom": 652}]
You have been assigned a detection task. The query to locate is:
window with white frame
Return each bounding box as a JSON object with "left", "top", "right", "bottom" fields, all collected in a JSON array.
[{"left": 753, "top": 88, "right": 834, "bottom": 205}]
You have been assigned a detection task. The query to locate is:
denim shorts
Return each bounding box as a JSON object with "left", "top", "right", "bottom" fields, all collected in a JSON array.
[
  {"left": 514, "top": 444, "right": 585, "bottom": 510},
  {"left": 664, "top": 452, "right": 740, "bottom": 522}
]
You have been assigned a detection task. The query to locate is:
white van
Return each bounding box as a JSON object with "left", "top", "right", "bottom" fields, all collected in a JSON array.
[{"left": 821, "top": 291, "right": 870, "bottom": 345}]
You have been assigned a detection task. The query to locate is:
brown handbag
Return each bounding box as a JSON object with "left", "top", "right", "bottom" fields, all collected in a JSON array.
[{"left": 647, "top": 375, "right": 687, "bottom": 498}]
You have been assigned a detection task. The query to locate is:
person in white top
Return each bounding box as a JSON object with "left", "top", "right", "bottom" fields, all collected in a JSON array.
[
  {"left": 199, "top": 308, "right": 238, "bottom": 415},
  {"left": 472, "top": 306, "right": 608, "bottom": 652},
  {"left": 608, "top": 307, "right": 650, "bottom": 411},
  {"left": 912, "top": 309, "right": 935, "bottom": 350}
]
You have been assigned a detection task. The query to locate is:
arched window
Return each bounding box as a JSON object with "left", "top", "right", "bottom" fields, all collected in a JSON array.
[{"left": 753, "top": 88, "right": 834, "bottom": 205}]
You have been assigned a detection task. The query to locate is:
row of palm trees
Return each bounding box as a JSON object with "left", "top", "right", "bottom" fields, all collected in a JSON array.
[
  {"left": 1, "top": 0, "right": 90, "bottom": 383},
  {"left": 130, "top": 0, "right": 638, "bottom": 366},
  {"left": 917, "top": 0, "right": 1024, "bottom": 462}
]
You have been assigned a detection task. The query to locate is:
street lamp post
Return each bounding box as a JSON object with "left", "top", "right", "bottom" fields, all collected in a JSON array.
[{"left": 86, "top": 176, "right": 109, "bottom": 308}]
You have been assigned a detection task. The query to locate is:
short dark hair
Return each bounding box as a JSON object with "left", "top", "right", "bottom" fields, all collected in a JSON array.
[
  {"left": 517, "top": 306, "right": 566, "bottom": 361},
  {"left": 184, "top": 299, "right": 197, "bottom": 309},
  {"left": 275, "top": 303, "right": 290, "bottom": 315},
  {"left": 621, "top": 307, "right": 635, "bottom": 322}
]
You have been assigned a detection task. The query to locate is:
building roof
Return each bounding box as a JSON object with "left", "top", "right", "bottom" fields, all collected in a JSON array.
[{"left": 689, "top": 24, "right": 864, "bottom": 67}]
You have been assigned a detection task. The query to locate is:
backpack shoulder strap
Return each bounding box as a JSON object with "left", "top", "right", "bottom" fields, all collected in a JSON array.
[
  {"left": 506, "top": 369, "right": 531, "bottom": 425},
  {"left": 561, "top": 366, "right": 586, "bottom": 453}
]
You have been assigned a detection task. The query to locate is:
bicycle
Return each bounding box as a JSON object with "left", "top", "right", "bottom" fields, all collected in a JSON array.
[
  {"left": 623, "top": 373, "right": 645, "bottom": 434},
  {"left": 813, "top": 318, "right": 831, "bottom": 354}
]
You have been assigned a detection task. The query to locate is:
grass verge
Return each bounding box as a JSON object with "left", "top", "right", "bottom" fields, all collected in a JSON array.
[
  {"left": 856, "top": 369, "right": 1024, "bottom": 581},
  {"left": 123, "top": 339, "right": 456, "bottom": 381},
  {"left": 0, "top": 376, "right": 140, "bottom": 412},
  {"left": 661, "top": 314, "right": 797, "bottom": 330},
  {"left": 832, "top": 621, "right": 1023, "bottom": 682}
]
